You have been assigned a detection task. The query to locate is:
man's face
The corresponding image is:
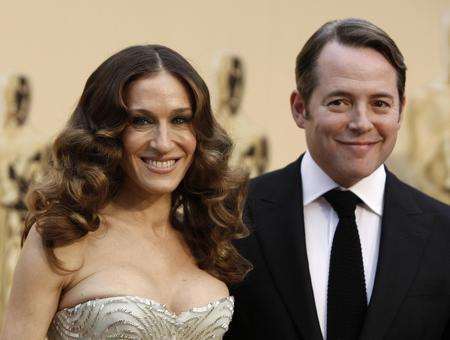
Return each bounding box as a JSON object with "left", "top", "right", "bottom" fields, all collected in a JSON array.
[{"left": 291, "top": 41, "right": 403, "bottom": 187}]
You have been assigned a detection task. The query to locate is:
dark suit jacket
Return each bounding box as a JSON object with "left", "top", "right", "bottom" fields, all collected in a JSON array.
[{"left": 226, "top": 157, "right": 450, "bottom": 340}]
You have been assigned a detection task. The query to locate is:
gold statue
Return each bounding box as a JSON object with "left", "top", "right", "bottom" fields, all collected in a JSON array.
[
  {"left": 216, "top": 54, "right": 269, "bottom": 177},
  {"left": 0, "top": 74, "right": 49, "bottom": 322},
  {"left": 389, "top": 15, "right": 450, "bottom": 204}
]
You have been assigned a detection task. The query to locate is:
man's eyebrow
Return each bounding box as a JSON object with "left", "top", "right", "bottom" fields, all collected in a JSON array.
[
  {"left": 370, "top": 92, "right": 395, "bottom": 100},
  {"left": 325, "top": 90, "right": 354, "bottom": 98},
  {"left": 324, "top": 91, "right": 395, "bottom": 100}
]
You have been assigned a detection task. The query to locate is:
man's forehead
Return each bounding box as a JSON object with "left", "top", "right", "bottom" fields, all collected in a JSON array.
[
  {"left": 315, "top": 41, "right": 397, "bottom": 89},
  {"left": 317, "top": 41, "right": 393, "bottom": 73}
]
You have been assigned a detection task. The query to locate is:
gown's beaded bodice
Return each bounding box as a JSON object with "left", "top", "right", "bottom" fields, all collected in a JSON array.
[{"left": 47, "top": 295, "right": 234, "bottom": 339}]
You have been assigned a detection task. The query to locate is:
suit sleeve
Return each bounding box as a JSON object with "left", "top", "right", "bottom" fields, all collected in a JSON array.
[
  {"left": 442, "top": 320, "right": 450, "bottom": 339},
  {"left": 225, "top": 199, "right": 256, "bottom": 340}
]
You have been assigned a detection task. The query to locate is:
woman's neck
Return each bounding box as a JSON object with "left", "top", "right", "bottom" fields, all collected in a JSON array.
[{"left": 102, "top": 183, "right": 173, "bottom": 235}]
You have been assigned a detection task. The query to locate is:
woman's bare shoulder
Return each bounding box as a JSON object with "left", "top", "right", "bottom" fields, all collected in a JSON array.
[
  {"left": 195, "top": 270, "right": 230, "bottom": 300},
  {"left": 0, "top": 226, "right": 89, "bottom": 339},
  {"left": 23, "top": 225, "right": 88, "bottom": 282}
]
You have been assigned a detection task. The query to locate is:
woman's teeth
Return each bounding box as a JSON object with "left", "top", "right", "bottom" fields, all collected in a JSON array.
[{"left": 146, "top": 159, "right": 176, "bottom": 168}]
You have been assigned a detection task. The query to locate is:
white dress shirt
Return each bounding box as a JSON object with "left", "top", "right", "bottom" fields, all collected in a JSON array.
[{"left": 301, "top": 151, "right": 385, "bottom": 339}]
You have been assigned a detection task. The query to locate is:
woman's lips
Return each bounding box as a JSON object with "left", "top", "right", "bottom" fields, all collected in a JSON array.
[{"left": 140, "top": 157, "right": 179, "bottom": 174}]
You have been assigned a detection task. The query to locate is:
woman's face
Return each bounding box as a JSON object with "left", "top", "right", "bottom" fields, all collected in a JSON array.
[{"left": 121, "top": 71, "right": 196, "bottom": 197}]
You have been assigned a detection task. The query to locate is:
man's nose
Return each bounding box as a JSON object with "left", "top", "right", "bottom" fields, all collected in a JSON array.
[
  {"left": 150, "top": 123, "right": 174, "bottom": 153},
  {"left": 348, "top": 104, "right": 374, "bottom": 133}
]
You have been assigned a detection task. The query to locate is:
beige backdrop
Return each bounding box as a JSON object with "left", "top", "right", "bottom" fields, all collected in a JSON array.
[
  {"left": 0, "top": 0, "right": 449, "bottom": 323},
  {"left": 0, "top": 0, "right": 448, "bottom": 168}
]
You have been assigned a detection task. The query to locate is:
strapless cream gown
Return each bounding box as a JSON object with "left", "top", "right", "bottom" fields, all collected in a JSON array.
[{"left": 47, "top": 295, "right": 234, "bottom": 339}]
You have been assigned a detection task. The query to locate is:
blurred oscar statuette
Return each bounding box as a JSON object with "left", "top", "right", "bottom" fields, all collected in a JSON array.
[
  {"left": 0, "top": 74, "right": 49, "bottom": 322},
  {"left": 389, "top": 13, "right": 450, "bottom": 204},
  {"left": 215, "top": 54, "right": 270, "bottom": 178}
]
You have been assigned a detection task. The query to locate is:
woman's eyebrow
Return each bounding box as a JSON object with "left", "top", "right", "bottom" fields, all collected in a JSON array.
[
  {"left": 128, "top": 108, "right": 154, "bottom": 116},
  {"left": 128, "top": 107, "right": 192, "bottom": 116},
  {"left": 171, "top": 107, "right": 192, "bottom": 114}
]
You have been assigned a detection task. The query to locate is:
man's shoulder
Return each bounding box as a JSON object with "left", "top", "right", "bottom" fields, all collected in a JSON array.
[
  {"left": 249, "top": 167, "right": 286, "bottom": 192},
  {"left": 388, "top": 172, "right": 450, "bottom": 217},
  {"left": 248, "top": 158, "right": 301, "bottom": 200}
]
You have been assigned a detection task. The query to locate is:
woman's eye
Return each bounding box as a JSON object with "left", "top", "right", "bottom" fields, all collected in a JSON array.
[
  {"left": 131, "top": 116, "right": 153, "bottom": 126},
  {"left": 172, "top": 116, "right": 192, "bottom": 125}
]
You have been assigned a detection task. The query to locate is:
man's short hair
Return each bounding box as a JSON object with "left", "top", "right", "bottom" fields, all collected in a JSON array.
[{"left": 295, "top": 18, "right": 407, "bottom": 106}]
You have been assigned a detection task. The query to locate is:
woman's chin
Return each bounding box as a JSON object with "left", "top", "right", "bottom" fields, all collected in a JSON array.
[{"left": 139, "top": 179, "right": 181, "bottom": 196}]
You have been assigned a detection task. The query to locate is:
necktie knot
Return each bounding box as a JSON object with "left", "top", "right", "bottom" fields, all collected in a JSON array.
[{"left": 323, "top": 189, "right": 362, "bottom": 218}]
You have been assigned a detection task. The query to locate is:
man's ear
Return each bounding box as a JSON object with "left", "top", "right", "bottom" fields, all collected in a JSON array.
[
  {"left": 290, "top": 90, "right": 307, "bottom": 129},
  {"left": 398, "top": 96, "right": 406, "bottom": 124}
]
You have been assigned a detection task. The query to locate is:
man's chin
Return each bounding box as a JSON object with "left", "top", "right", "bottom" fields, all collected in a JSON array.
[{"left": 328, "top": 162, "right": 377, "bottom": 187}]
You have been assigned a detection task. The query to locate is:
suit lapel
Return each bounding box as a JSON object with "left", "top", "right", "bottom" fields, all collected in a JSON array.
[
  {"left": 360, "top": 171, "right": 432, "bottom": 339},
  {"left": 252, "top": 157, "right": 323, "bottom": 340}
]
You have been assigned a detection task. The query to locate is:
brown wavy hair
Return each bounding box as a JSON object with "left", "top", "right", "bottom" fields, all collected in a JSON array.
[{"left": 23, "top": 45, "right": 252, "bottom": 284}]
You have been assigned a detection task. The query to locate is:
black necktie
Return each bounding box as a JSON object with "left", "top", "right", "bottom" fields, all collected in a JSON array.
[{"left": 324, "top": 189, "right": 367, "bottom": 340}]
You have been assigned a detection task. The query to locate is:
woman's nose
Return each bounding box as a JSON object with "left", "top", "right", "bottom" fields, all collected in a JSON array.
[{"left": 150, "top": 124, "right": 175, "bottom": 153}]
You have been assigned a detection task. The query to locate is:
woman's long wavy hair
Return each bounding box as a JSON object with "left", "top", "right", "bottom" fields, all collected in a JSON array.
[{"left": 23, "top": 45, "right": 252, "bottom": 284}]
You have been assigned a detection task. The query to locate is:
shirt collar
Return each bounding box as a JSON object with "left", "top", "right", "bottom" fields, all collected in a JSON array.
[{"left": 301, "top": 150, "right": 385, "bottom": 216}]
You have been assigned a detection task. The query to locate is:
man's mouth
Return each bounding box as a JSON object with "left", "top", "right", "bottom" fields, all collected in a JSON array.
[
  {"left": 336, "top": 140, "right": 381, "bottom": 145},
  {"left": 335, "top": 140, "right": 381, "bottom": 154}
]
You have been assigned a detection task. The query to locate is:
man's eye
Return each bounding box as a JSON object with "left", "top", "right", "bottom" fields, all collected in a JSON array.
[
  {"left": 373, "top": 100, "right": 390, "bottom": 108},
  {"left": 328, "top": 99, "right": 346, "bottom": 107},
  {"left": 131, "top": 116, "right": 153, "bottom": 126}
]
